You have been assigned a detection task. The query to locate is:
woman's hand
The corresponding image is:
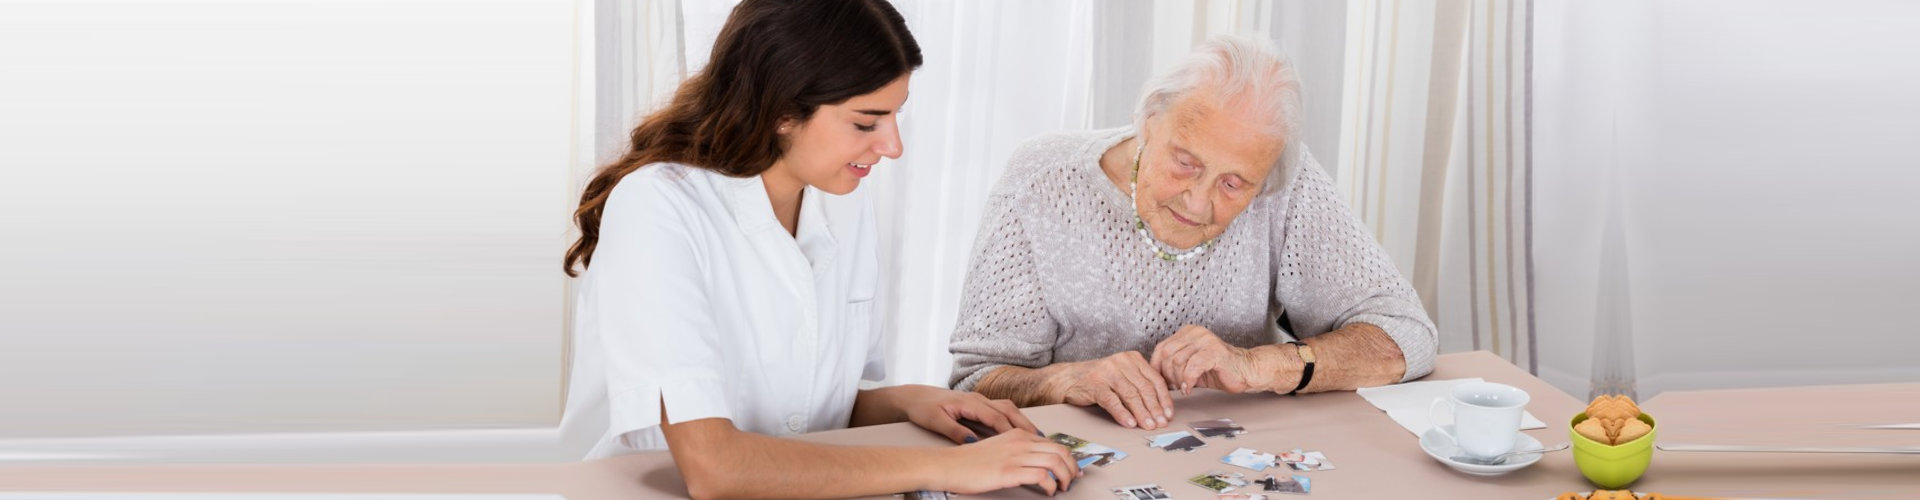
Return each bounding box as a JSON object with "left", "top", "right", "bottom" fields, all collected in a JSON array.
[
  {"left": 1047, "top": 351, "right": 1175, "bottom": 429},
  {"left": 929, "top": 432, "right": 1081, "bottom": 496},
  {"left": 896, "top": 385, "right": 1039, "bottom": 444},
  {"left": 1151, "top": 325, "right": 1264, "bottom": 394}
]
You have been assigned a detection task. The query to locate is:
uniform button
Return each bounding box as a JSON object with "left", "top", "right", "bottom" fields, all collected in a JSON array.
[{"left": 787, "top": 414, "right": 806, "bottom": 433}]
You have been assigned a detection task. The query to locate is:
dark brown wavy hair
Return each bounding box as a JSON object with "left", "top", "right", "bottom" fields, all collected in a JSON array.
[{"left": 564, "top": 0, "right": 921, "bottom": 277}]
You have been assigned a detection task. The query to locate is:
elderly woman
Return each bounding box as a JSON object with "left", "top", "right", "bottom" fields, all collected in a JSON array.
[{"left": 948, "top": 35, "right": 1438, "bottom": 430}]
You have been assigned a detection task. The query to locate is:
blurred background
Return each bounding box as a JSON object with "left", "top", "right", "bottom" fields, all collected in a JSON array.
[{"left": 2, "top": 0, "right": 1916, "bottom": 462}]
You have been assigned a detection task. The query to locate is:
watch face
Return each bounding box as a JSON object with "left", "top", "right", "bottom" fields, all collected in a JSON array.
[{"left": 1296, "top": 343, "right": 1316, "bottom": 363}]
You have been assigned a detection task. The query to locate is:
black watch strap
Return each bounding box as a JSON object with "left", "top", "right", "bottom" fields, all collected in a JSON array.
[{"left": 1286, "top": 341, "right": 1315, "bottom": 395}]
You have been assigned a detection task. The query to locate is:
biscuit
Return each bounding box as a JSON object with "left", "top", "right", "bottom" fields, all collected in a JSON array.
[
  {"left": 1602, "top": 416, "right": 1628, "bottom": 443},
  {"left": 1611, "top": 395, "right": 1641, "bottom": 418},
  {"left": 1588, "top": 395, "right": 1638, "bottom": 421},
  {"left": 1617, "top": 418, "right": 1652, "bottom": 444},
  {"left": 1575, "top": 418, "right": 1610, "bottom": 443},
  {"left": 1590, "top": 490, "right": 1637, "bottom": 500}
]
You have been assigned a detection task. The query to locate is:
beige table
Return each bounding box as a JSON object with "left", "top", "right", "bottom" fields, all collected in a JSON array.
[
  {"left": 1636, "top": 382, "right": 1920, "bottom": 499},
  {"left": 4, "top": 352, "right": 1914, "bottom": 499}
]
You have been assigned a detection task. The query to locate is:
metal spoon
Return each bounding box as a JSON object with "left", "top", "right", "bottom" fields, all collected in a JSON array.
[{"left": 1450, "top": 442, "right": 1570, "bottom": 465}]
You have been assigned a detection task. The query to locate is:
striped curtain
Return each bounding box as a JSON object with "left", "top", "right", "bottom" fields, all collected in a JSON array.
[{"left": 1333, "top": 0, "right": 1538, "bottom": 373}]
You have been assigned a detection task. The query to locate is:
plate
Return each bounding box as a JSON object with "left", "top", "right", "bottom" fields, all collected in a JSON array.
[{"left": 1419, "top": 426, "right": 1543, "bottom": 476}]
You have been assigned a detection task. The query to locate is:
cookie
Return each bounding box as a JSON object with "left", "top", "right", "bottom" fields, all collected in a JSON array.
[
  {"left": 1600, "top": 416, "right": 1627, "bottom": 443},
  {"left": 1590, "top": 490, "right": 1637, "bottom": 500},
  {"left": 1617, "top": 417, "right": 1652, "bottom": 444},
  {"left": 1575, "top": 418, "right": 1610, "bottom": 443}
]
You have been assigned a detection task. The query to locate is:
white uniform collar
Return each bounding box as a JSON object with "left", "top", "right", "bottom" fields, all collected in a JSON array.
[{"left": 719, "top": 173, "right": 836, "bottom": 268}]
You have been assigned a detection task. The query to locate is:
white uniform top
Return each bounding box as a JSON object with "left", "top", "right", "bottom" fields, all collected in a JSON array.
[{"left": 559, "top": 162, "right": 886, "bottom": 459}]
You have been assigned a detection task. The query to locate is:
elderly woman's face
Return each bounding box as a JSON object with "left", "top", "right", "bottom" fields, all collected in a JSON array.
[{"left": 1135, "top": 90, "right": 1286, "bottom": 249}]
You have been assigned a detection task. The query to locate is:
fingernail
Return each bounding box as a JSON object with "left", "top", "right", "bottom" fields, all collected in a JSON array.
[
  {"left": 963, "top": 435, "right": 977, "bottom": 444},
  {"left": 1164, "top": 408, "right": 1173, "bottom": 418},
  {"left": 1124, "top": 418, "right": 1135, "bottom": 427}
]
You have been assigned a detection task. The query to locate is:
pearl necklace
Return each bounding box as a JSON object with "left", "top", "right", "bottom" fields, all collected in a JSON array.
[{"left": 1128, "top": 141, "right": 1215, "bottom": 262}]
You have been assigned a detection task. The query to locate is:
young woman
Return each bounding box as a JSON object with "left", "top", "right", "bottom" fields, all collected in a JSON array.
[{"left": 558, "top": 1, "right": 1078, "bottom": 498}]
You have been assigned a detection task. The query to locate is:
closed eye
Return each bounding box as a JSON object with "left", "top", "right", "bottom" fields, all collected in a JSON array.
[
  {"left": 1171, "top": 157, "right": 1202, "bottom": 179},
  {"left": 1222, "top": 176, "right": 1247, "bottom": 193},
  {"left": 855, "top": 122, "right": 877, "bottom": 132}
]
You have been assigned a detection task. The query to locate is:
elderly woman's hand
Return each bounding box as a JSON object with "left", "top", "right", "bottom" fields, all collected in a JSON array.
[
  {"left": 1047, "top": 351, "right": 1175, "bottom": 429},
  {"left": 1151, "top": 325, "right": 1263, "bottom": 395}
]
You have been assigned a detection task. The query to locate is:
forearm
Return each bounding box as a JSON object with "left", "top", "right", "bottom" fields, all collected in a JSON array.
[
  {"left": 1249, "top": 323, "right": 1407, "bottom": 393},
  {"left": 849, "top": 385, "right": 930, "bottom": 427},
  {"left": 971, "top": 365, "right": 1066, "bottom": 407},
  {"left": 668, "top": 419, "right": 939, "bottom": 499}
]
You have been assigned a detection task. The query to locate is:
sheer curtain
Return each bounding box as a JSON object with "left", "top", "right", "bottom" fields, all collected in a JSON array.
[
  {"left": 594, "top": 1, "right": 1324, "bottom": 387},
  {"left": 1347, "top": 0, "right": 1920, "bottom": 399},
  {"left": 875, "top": 0, "right": 1344, "bottom": 386},
  {"left": 596, "top": 0, "right": 1920, "bottom": 405},
  {"left": 1333, "top": 0, "right": 1539, "bottom": 373},
  {"left": 869, "top": 0, "right": 1107, "bottom": 387}
]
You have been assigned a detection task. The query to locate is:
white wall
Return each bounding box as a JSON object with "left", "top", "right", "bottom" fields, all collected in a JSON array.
[
  {"left": 0, "top": 0, "right": 577, "bottom": 438},
  {"left": 1531, "top": 0, "right": 1920, "bottom": 398}
]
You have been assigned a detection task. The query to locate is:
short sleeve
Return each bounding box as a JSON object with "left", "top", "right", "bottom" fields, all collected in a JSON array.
[{"left": 589, "top": 175, "right": 735, "bottom": 448}]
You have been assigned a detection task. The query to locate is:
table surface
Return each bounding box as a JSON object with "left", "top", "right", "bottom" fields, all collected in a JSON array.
[{"left": 3, "top": 351, "right": 1914, "bottom": 499}]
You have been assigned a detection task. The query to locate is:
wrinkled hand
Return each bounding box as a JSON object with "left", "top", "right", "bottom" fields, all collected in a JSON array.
[
  {"left": 901, "top": 386, "right": 1039, "bottom": 444},
  {"left": 1151, "top": 325, "right": 1263, "bottom": 394},
  {"left": 1050, "top": 351, "right": 1174, "bottom": 429},
  {"left": 933, "top": 432, "right": 1081, "bottom": 496}
]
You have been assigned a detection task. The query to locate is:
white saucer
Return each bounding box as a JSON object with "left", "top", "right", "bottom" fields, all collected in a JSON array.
[{"left": 1418, "top": 426, "right": 1543, "bottom": 476}]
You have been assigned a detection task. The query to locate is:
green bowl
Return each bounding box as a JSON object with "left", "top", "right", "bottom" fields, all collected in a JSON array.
[{"left": 1569, "top": 412, "right": 1657, "bottom": 489}]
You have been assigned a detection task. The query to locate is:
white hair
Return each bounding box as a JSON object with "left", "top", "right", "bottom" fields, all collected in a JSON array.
[{"left": 1133, "top": 34, "right": 1304, "bottom": 195}]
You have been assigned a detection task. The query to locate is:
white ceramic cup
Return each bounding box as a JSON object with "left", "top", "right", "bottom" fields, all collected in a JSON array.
[{"left": 1428, "top": 381, "right": 1531, "bottom": 458}]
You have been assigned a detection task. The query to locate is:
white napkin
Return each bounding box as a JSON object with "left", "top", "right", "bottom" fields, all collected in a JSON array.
[{"left": 1357, "top": 377, "right": 1548, "bottom": 436}]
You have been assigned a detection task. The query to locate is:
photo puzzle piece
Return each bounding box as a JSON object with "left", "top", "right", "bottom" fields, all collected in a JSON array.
[
  {"left": 1147, "top": 430, "right": 1208, "bottom": 452},
  {"left": 1112, "top": 484, "right": 1172, "bottom": 500},
  {"left": 1190, "top": 418, "right": 1247, "bottom": 438},
  {"left": 1049, "top": 432, "right": 1130, "bottom": 467}
]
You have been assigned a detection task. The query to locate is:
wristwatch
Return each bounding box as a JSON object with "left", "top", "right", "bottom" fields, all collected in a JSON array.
[{"left": 1286, "top": 341, "right": 1315, "bottom": 396}]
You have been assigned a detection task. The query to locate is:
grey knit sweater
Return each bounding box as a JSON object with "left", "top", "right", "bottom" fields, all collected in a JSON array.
[{"left": 948, "top": 128, "right": 1437, "bottom": 391}]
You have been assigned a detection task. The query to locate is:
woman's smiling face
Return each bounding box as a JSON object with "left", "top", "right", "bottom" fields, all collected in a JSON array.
[
  {"left": 772, "top": 74, "right": 911, "bottom": 196},
  {"left": 1133, "top": 88, "right": 1286, "bottom": 249}
]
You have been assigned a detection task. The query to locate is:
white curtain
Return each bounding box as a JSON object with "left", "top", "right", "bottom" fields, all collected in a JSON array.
[
  {"left": 594, "top": 0, "right": 1920, "bottom": 403},
  {"left": 874, "top": 0, "right": 1355, "bottom": 386},
  {"left": 868, "top": 0, "right": 1104, "bottom": 387},
  {"left": 1348, "top": 0, "right": 1920, "bottom": 399},
  {"left": 589, "top": 0, "right": 1348, "bottom": 388},
  {"left": 1334, "top": 0, "right": 1539, "bottom": 373}
]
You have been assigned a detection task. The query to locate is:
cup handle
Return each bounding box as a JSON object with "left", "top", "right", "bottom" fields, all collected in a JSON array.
[{"left": 1428, "top": 397, "right": 1455, "bottom": 441}]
